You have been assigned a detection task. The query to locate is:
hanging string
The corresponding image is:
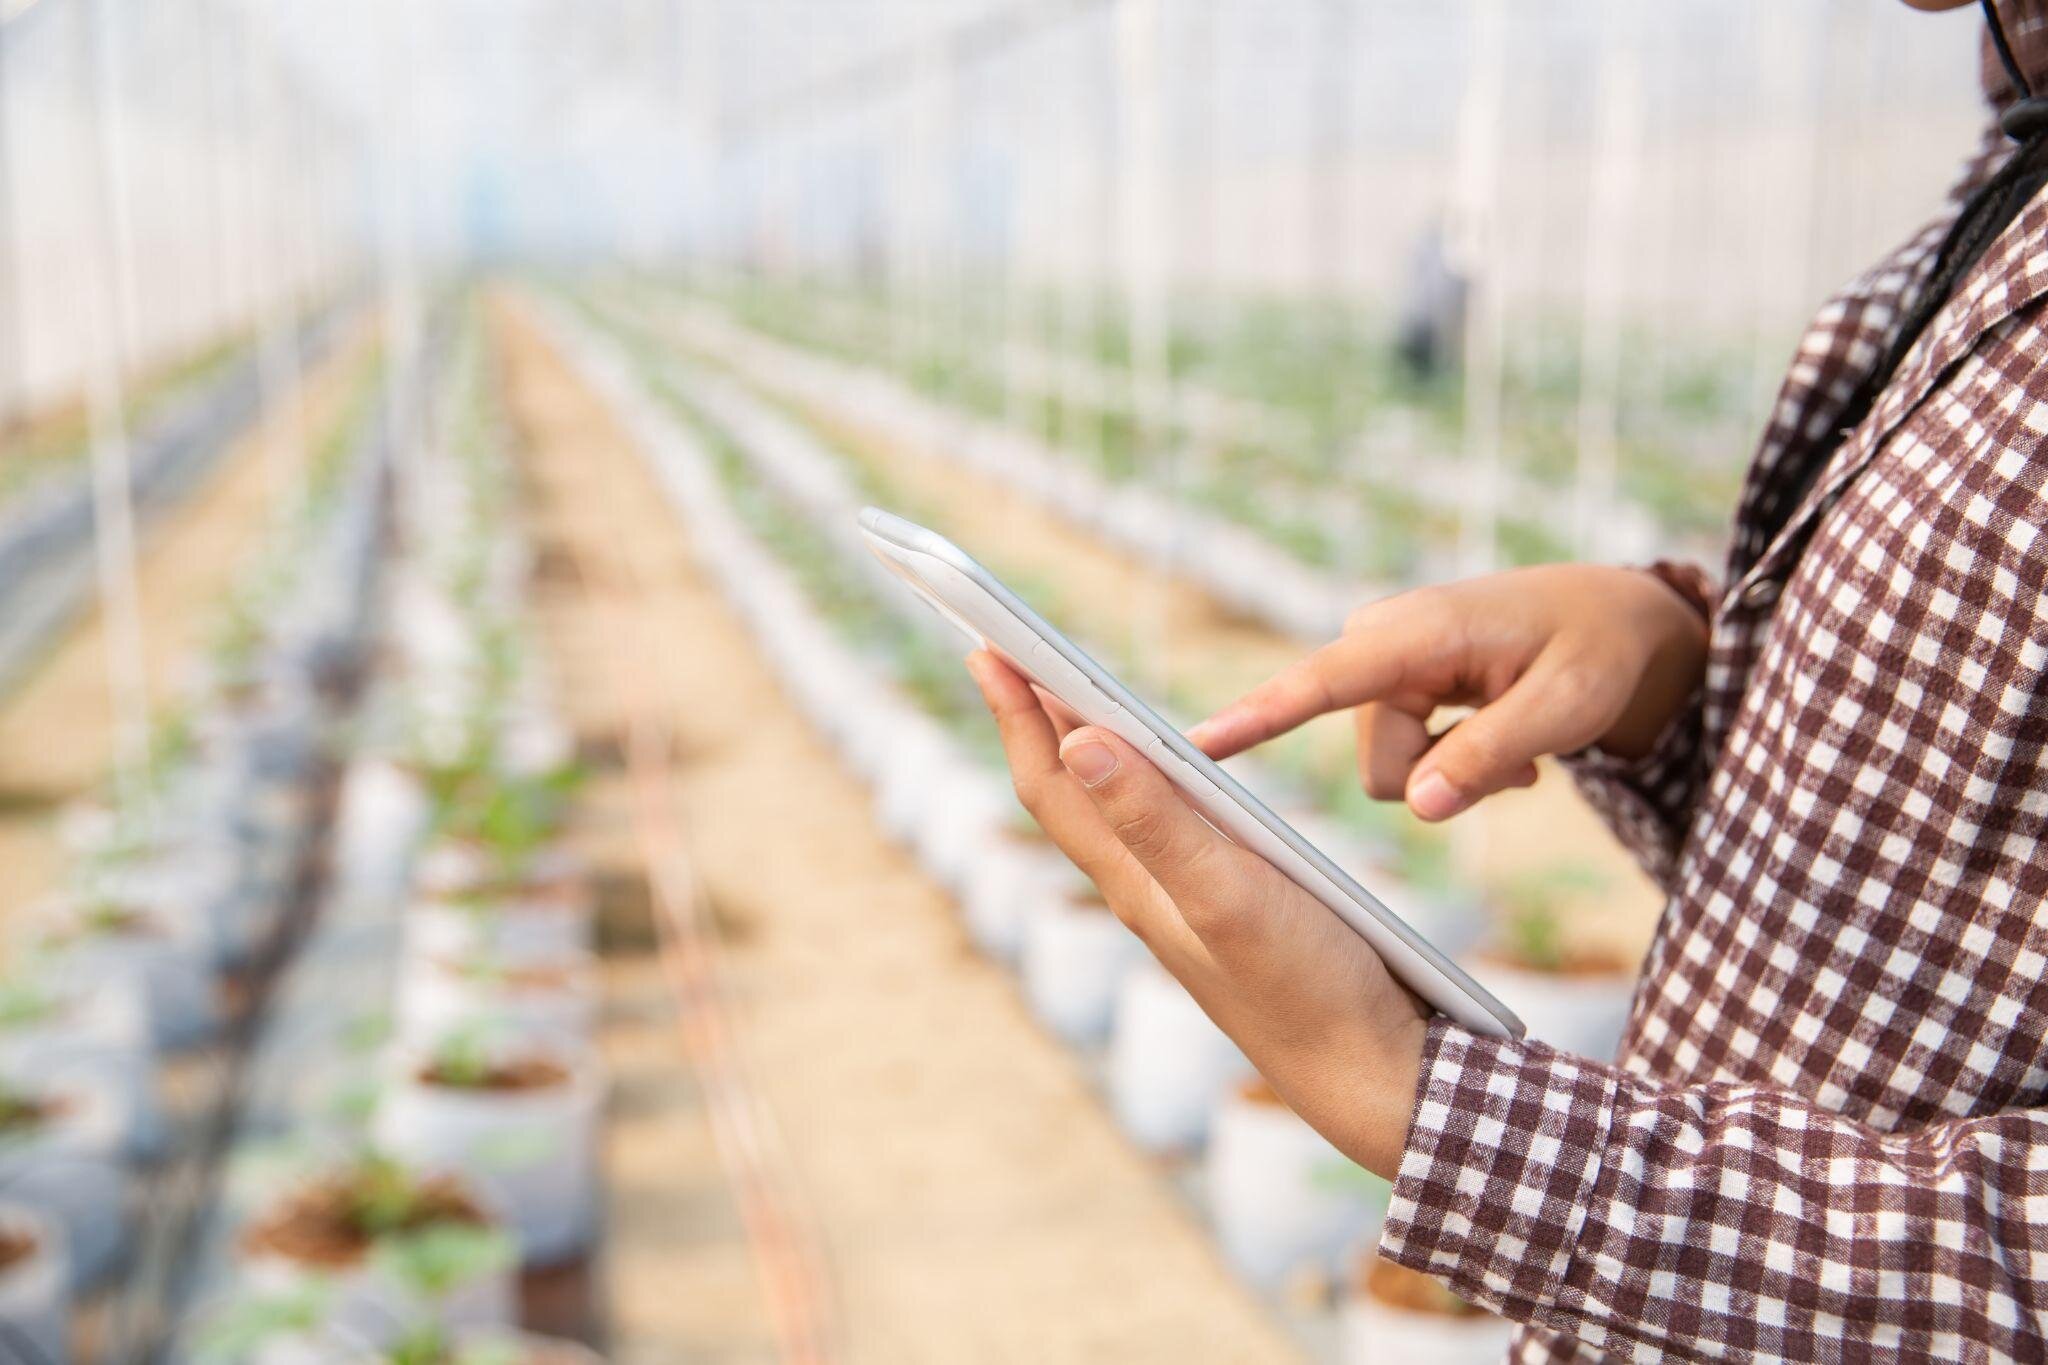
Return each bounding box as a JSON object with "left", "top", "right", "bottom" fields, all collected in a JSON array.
[
  {"left": 0, "top": 20, "right": 22, "bottom": 438},
  {"left": 239, "top": 0, "right": 307, "bottom": 540},
  {"left": 82, "top": 0, "right": 154, "bottom": 820}
]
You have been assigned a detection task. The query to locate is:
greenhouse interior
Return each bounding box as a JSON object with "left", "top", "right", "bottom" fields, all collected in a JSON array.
[{"left": 0, "top": 0, "right": 2020, "bottom": 1362}]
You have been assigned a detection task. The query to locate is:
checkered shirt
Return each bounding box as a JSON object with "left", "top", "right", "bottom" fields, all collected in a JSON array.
[{"left": 1379, "top": 13, "right": 2048, "bottom": 1362}]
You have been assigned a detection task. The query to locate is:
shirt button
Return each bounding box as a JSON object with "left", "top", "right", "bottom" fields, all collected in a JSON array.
[{"left": 1741, "top": 578, "right": 1781, "bottom": 608}]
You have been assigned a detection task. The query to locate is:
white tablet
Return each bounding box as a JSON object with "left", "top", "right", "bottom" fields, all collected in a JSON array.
[{"left": 858, "top": 507, "right": 1524, "bottom": 1040}]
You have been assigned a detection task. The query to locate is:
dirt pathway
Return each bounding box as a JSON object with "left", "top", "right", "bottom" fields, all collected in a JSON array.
[
  {"left": 0, "top": 328, "right": 376, "bottom": 915},
  {"left": 498, "top": 298, "right": 1299, "bottom": 1364}
]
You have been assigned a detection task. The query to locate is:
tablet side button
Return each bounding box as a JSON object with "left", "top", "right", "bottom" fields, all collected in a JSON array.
[{"left": 1142, "top": 737, "right": 1226, "bottom": 805}]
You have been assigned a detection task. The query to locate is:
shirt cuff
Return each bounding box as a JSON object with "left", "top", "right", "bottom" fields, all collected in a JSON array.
[{"left": 1378, "top": 1017, "right": 1622, "bottom": 1322}]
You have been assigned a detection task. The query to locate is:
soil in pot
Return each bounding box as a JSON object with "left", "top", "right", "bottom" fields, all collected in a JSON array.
[
  {"left": 43, "top": 901, "right": 164, "bottom": 947},
  {"left": 1481, "top": 870, "right": 1634, "bottom": 978},
  {"left": 417, "top": 1053, "right": 570, "bottom": 1093},
  {"left": 440, "top": 959, "right": 578, "bottom": 995},
  {"left": 370, "top": 1329, "right": 594, "bottom": 1365},
  {"left": 241, "top": 1160, "right": 492, "bottom": 1271},
  {"left": 1235, "top": 1076, "right": 1285, "bottom": 1108},
  {"left": 0, "top": 1225, "right": 37, "bottom": 1274},
  {"left": 1474, "top": 940, "right": 1635, "bottom": 978},
  {"left": 0, "top": 1086, "right": 65, "bottom": 1135},
  {"left": 1360, "top": 1257, "right": 1484, "bottom": 1319}
]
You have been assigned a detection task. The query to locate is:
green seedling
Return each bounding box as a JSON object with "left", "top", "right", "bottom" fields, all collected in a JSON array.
[
  {"left": 193, "top": 1285, "right": 330, "bottom": 1363},
  {"left": 1498, "top": 864, "right": 1609, "bottom": 973}
]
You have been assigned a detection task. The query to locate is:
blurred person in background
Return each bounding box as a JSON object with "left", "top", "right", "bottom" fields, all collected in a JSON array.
[
  {"left": 970, "top": 0, "right": 2048, "bottom": 1358},
  {"left": 1394, "top": 214, "right": 1468, "bottom": 382}
]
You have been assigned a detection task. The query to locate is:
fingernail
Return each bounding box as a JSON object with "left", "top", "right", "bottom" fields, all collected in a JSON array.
[
  {"left": 1061, "top": 739, "right": 1119, "bottom": 787},
  {"left": 1409, "top": 770, "right": 1466, "bottom": 821}
]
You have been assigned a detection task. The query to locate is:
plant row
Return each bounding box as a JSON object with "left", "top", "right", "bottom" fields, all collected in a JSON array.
[
  {"left": 547, "top": 298, "right": 1632, "bottom": 1362},
  {"left": 576, "top": 288, "right": 1636, "bottom": 978},
  {"left": 176, "top": 308, "right": 604, "bottom": 1365},
  {"left": 674, "top": 272, "right": 1747, "bottom": 565},
  {"left": 0, "top": 321, "right": 394, "bottom": 1365}
]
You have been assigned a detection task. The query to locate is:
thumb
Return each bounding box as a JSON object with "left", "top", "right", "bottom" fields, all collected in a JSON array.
[
  {"left": 1057, "top": 727, "right": 1233, "bottom": 910},
  {"left": 1406, "top": 653, "right": 1613, "bottom": 820}
]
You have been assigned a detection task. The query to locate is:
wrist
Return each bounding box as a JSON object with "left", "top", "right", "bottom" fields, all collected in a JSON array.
[
  {"left": 1597, "top": 567, "right": 1710, "bottom": 761},
  {"left": 1318, "top": 1008, "right": 1430, "bottom": 1180}
]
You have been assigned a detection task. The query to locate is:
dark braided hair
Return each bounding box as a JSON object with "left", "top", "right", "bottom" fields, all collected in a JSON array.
[{"left": 1769, "top": 0, "right": 2048, "bottom": 534}]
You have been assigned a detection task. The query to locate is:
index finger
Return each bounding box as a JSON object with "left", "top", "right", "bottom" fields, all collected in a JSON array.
[{"left": 1186, "top": 608, "right": 1426, "bottom": 759}]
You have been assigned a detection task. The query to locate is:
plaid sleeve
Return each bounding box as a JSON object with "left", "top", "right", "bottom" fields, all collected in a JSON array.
[
  {"left": 1381, "top": 1019, "right": 2048, "bottom": 1360},
  {"left": 1556, "top": 561, "right": 1717, "bottom": 891}
]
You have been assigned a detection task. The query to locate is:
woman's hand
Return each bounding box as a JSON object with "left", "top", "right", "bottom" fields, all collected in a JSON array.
[
  {"left": 968, "top": 651, "right": 1428, "bottom": 1178},
  {"left": 1189, "top": 565, "right": 1709, "bottom": 821}
]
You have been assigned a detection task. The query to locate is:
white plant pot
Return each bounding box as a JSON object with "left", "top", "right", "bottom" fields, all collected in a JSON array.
[
  {"left": 1023, "top": 891, "right": 1144, "bottom": 1045},
  {"left": 0, "top": 1080, "right": 127, "bottom": 1290},
  {"left": 0, "top": 1206, "right": 69, "bottom": 1365},
  {"left": 1368, "top": 879, "right": 1485, "bottom": 959},
  {"left": 394, "top": 953, "right": 598, "bottom": 1054},
  {"left": 1340, "top": 1292, "right": 1516, "bottom": 1365},
  {"left": 1206, "top": 1085, "right": 1388, "bottom": 1288},
  {"left": 412, "top": 844, "right": 586, "bottom": 905},
  {"left": 1108, "top": 964, "right": 1253, "bottom": 1152},
  {"left": 373, "top": 1054, "right": 604, "bottom": 1265},
  {"left": 873, "top": 721, "right": 961, "bottom": 849},
  {"left": 0, "top": 981, "right": 163, "bottom": 1161},
  {"left": 910, "top": 767, "right": 1010, "bottom": 896},
  {"left": 98, "top": 838, "right": 245, "bottom": 969},
  {"left": 960, "top": 832, "right": 1078, "bottom": 964},
  {"left": 405, "top": 898, "right": 592, "bottom": 966},
  {"left": 1465, "top": 959, "right": 1635, "bottom": 1057},
  {"left": 333, "top": 761, "right": 431, "bottom": 900},
  {"left": 240, "top": 1242, "right": 515, "bottom": 1351},
  {"left": 45, "top": 923, "right": 216, "bottom": 1052},
  {"left": 317, "top": 1331, "right": 602, "bottom": 1365},
  {"left": 498, "top": 711, "right": 573, "bottom": 778}
]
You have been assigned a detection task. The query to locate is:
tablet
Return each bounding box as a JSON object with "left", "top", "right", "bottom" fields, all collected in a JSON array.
[{"left": 858, "top": 507, "right": 1524, "bottom": 1040}]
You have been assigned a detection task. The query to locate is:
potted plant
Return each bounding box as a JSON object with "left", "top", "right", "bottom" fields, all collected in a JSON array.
[
  {"left": 0, "top": 975, "right": 162, "bottom": 1162},
  {"left": 0, "top": 1204, "right": 69, "bottom": 1365},
  {"left": 394, "top": 951, "right": 596, "bottom": 1055},
  {"left": 333, "top": 759, "right": 433, "bottom": 911},
  {"left": 1206, "top": 1077, "right": 1388, "bottom": 1290},
  {"left": 36, "top": 897, "right": 217, "bottom": 1050},
  {"left": 329, "top": 1326, "right": 602, "bottom": 1365},
  {"left": 327, "top": 1326, "right": 598, "bottom": 1365},
  {"left": 1466, "top": 865, "right": 1637, "bottom": 1055},
  {"left": 407, "top": 758, "right": 590, "bottom": 966},
  {"left": 236, "top": 1153, "right": 516, "bottom": 1346},
  {"left": 1022, "top": 885, "right": 1144, "bottom": 1045},
  {"left": 408, "top": 844, "right": 591, "bottom": 967},
  {"left": 962, "top": 807, "right": 1083, "bottom": 964},
  {"left": 191, "top": 1284, "right": 330, "bottom": 1365},
  {"left": 1340, "top": 1255, "right": 1512, "bottom": 1364},
  {"left": 871, "top": 715, "right": 968, "bottom": 854},
  {"left": 912, "top": 764, "right": 1011, "bottom": 899},
  {"left": 373, "top": 1031, "right": 602, "bottom": 1266},
  {"left": 1108, "top": 962, "right": 1254, "bottom": 1153},
  {"left": 0, "top": 1073, "right": 126, "bottom": 1290}
]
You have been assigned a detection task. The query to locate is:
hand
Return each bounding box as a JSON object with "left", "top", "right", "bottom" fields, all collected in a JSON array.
[
  {"left": 1188, "top": 565, "right": 1709, "bottom": 822},
  {"left": 967, "top": 650, "right": 1428, "bottom": 1177}
]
